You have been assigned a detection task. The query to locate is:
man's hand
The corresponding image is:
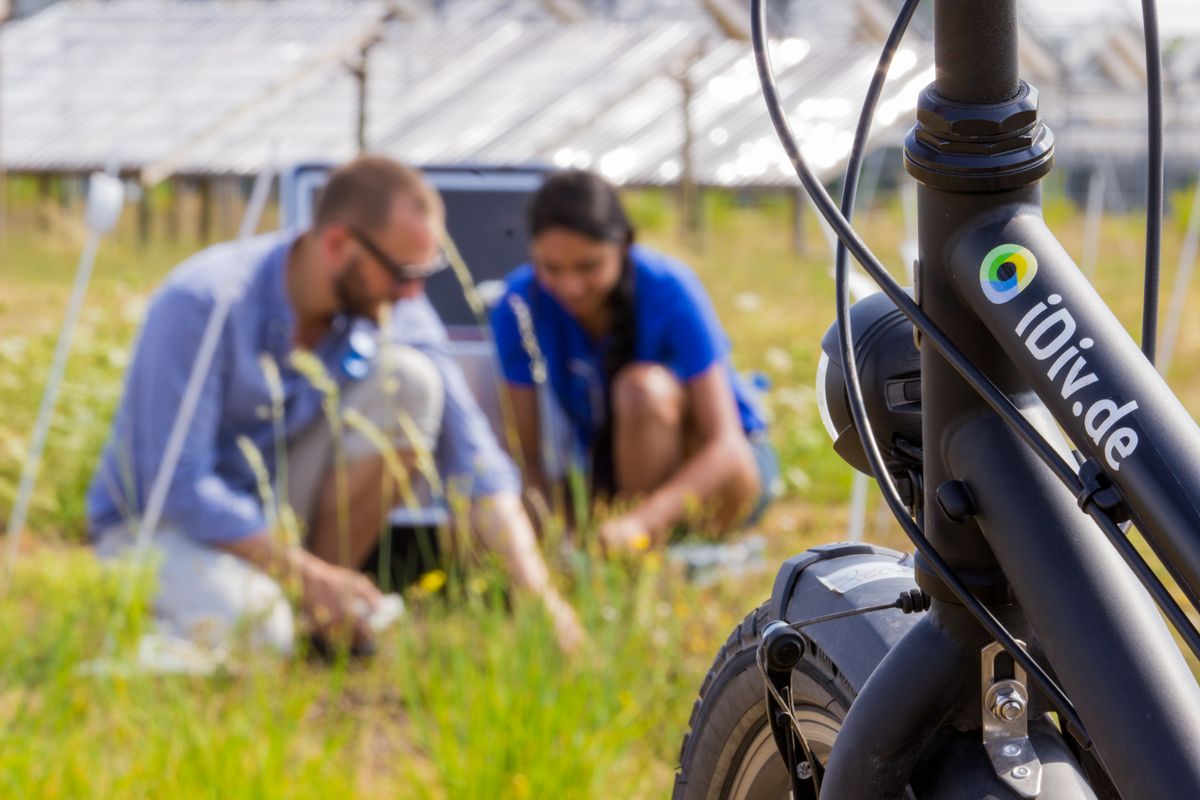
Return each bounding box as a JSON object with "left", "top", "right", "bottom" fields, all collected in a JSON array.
[
  {"left": 297, "top": 555, "right": 383, "bottom": 649},
  {"left": 218, "top": 532, "right": 384, "bottom": 650}
]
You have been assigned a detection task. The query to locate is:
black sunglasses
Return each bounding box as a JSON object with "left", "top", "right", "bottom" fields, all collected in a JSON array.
[{"left": 347, "top": 225, "right": 449, "bottom": 283}]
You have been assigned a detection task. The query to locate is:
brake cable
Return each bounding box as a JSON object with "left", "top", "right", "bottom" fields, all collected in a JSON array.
[
  {"left": 752, "top": 0, "right": 1200, "bottom": 753},
  {"left": 818, "top": 0, "right": 1199, "bottom": 666},
  {"left": 757, "top": 587, "right": 932, "bottom": 798},
  {"left": 758, "top": 642, "right": 822, "bottom": 799},
  {"left": 750, "top": 0, "right": 1095, "bottom": 744},
  {"left": 1141, "top": 0, "right": 1164, "bottom": 362},
  {"left": 825, "top": 5, "right": 1200, "bottom": 670}
]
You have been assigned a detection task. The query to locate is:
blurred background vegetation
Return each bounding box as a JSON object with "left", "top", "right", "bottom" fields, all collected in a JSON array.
[{"left": 3, "top": 179, "right": 1200, "bottom": 797}]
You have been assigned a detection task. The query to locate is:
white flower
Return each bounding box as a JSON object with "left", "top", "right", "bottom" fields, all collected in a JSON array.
[
  {"left": 765, "top": 347, "right": 793, "bottom": 373},
  {"left": 733, "top": 292, "right": 762, "bottom": 313},
  {"left": 786, "top": 467, "right": 811, "bottom": 492}
]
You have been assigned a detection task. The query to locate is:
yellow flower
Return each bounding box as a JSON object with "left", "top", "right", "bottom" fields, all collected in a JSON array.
[{"left": 417, "top": 569, "right": 447, "bottom": 594}]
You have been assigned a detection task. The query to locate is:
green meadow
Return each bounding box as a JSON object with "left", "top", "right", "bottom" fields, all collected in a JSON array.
[{"left": 2, "top": 179, "right": 1199, "bottom": 798}]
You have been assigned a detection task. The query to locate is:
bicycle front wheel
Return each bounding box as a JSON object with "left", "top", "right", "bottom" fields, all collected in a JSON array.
[{"left": 673, "top": 602, "right": 854, "bottom": 800}]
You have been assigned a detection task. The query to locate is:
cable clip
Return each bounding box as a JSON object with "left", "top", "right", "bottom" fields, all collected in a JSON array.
[{"left": 1075, "top": 459, "right": 1130, "bottom": 523}]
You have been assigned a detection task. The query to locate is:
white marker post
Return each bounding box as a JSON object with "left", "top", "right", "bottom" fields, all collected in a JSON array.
[
  {"left": 132, "top": 163, "right": 276, "bottom": 553},
  {"left": 92, "top": 162, "right": 277, "bottom": 669},
  {"left": 1081, "top": 168, "right": 1107, "bottom": 279},
  {"left": 831, "top": 215, "right": 881, "bottom": 544},
  {"left": 820, "top": 174, "right": 892, "bottom": 543},
  {"left": 4, "top": 172, "right": 125, "bottom": 573},
  {"left": 1159, "top": 167, "right": 1200, "bottom": 377}
]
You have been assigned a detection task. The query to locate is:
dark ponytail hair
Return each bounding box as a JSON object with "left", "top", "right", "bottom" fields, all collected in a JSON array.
[{"left": 528, "top": 169, "right": 637, "bottom": 497}]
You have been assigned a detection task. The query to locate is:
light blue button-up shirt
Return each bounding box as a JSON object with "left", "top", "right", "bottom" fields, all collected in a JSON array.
[{"left": 87, "top": 232, "right": 518, "bottom": 545}]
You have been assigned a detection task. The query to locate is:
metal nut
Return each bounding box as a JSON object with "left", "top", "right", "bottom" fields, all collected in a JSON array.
[
  {"left": 1002, "top": 744, "right": 1022, "bottom": 757},
  {"left": 916, "top": 82, "right": 1041, "bottom": 139},
  {"left": 989, "top": 686, "right": 1027, "bottom": 722},
  {"left": 1012, "top": 766, "right": 1031, "bottom": 779}
]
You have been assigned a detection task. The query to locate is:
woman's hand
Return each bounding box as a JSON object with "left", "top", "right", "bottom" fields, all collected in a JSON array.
[
  {"left": 598, "top": 513, "right": 653, "bottom": 556},
  {"left": 470, "top": 492, "right": 587, "bottom": 654},
  {"left": 542, "top": 589, "right": 587, "bottom": 655}
]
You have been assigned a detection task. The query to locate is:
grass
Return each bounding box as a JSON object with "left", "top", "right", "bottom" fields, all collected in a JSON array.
[{"left": 3, "top": 182, "right": 1200, "bottom": 797}]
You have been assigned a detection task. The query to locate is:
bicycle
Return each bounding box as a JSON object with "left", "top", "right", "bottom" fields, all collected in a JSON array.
[{"left": 674, "top": 1, "right": 1200, "bottom": 798}]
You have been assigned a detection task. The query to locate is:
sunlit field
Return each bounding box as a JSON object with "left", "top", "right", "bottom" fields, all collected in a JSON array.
[{"left": 3, "top": 178, "right": 1200, "bottom": 798}]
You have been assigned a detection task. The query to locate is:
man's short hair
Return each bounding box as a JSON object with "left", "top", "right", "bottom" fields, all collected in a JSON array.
[{"left": 313, "top": 156, "right": 443, "bottom": 234}]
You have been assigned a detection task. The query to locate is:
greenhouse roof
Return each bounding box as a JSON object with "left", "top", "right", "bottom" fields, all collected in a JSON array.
[{"left": 0, "top": 0, "right": 1197, "bottom": 183}]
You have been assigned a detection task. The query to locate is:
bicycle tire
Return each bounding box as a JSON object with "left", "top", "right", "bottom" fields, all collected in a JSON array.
[{"left": 673, "top": 601, "right": 856, "bottom": 800}]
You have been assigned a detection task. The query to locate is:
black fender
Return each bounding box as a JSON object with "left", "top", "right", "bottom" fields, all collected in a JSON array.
[
  {"left": 768, "top": 541, "right": 922, "bottom": 693},
  {"left": 770, "top": 544, "right": 1102, "bottom": 799}
]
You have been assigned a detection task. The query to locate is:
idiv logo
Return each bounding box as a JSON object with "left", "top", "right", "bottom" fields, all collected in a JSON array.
[
  {"left": 980, "top": 244, "right": 1038, "bottom": 304},
  {"left": 1014, "top": 292, "right": 1142, "bottom": 471}
]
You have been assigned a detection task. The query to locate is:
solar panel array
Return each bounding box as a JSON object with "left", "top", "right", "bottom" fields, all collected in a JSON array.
[
  {"left": 0, "top": 0, "right": 1197, "bottom": 184},
  {"left": 0, "top": 0, "right": 926, "bottom": 185}
]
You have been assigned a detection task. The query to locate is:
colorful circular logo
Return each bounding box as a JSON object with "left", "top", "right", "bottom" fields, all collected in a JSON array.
[{"left": 980, "top": 244, "right": 1038, "bottom": 304}]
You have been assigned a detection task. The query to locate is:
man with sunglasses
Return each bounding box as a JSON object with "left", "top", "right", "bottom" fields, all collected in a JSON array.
[{"left": 87, "top": 156, "right": 583, "bottom": 658}]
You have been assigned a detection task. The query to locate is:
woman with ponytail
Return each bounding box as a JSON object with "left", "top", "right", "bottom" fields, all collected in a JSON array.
[{"left": 490, "top": 170, "right": 777, "bottom": 554}]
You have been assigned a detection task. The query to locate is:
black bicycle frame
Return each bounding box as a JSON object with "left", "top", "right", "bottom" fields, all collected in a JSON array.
[{"left": 814, "top": 2, "right": 1200, "bottom": 798}]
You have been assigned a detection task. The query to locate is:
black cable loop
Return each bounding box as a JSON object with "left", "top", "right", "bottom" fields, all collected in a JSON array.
[
  {"left": 862, "top": 0, "right": 1199, "bottom": 668},
  {"left": 1081, "top": 1, "right": 1200, "bottom": 659},
  {"left": 1141, "top": 0, "right": 1164, "bottom": 363},
  {"left": 750, "top": 0, "right": 1093, "bottom": 741},
  {"left": 760, "top": 29, "right": 1080, "bottom": 494},
  {"left": 755, "top": 0, "right": 1200, "bottom": 677}
]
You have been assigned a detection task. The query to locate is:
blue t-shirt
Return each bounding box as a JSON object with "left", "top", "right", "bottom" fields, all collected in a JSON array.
[{"left": 490, "top": 244, "right": 765, "bottom": 452}]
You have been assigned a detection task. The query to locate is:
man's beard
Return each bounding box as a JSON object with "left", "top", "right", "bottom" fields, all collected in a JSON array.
[{"left": 333, "top": 256, "right": 381, "bottom": 321}]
